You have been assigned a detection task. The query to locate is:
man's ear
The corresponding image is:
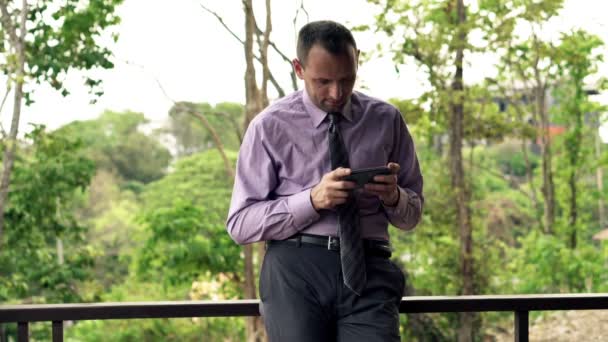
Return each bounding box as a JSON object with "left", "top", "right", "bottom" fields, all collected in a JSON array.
[{"left": 293, "top": 58, "right": 305, "bottom": 79}]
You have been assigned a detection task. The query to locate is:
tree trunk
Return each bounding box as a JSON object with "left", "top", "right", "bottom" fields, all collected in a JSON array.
[
  {"left": 567, "top": 83, "right": 585, "bottom": 249},
  {"left": 536, "top": 77, "right": 555, "bottom": 234},
  {"left": 568, "top": 171, "right": 577, "bottom": 248},
  {"left": 243, "top": 0, "right": 261, "bottom": 129},
  {"left": 596, "top": 114, "right": 605, "bottom": 229},
  {"left": 567, "top": 114, "right": 581, "bottom": 250},
  {"left": 242, "top": 0, "right": 271, "bottom": 340},
  {"left": 0, "top": 0, "right": 28, "bottom": 249},
  {"left": 521, "top": 139, "right": 543, "bottom": 228},
  {"left": 451, "top": 1, "right": 475, "bottom": 341},
  {"left": 243, "top": 243, "right": 260, "bottom": 342},
  {"left": 243, "top": 0, "right": 259, "bottom": 339}
]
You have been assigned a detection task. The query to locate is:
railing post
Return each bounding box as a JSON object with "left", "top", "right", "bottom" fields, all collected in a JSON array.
[
  {"left": 514, "top": 310, "right": 529, "bottom": 342},
  {"left": 52, "top": 321, "right": 64, "bottom": 342},
  {"left": 17, "top": 322, "right": 28, "bottom": 342}
]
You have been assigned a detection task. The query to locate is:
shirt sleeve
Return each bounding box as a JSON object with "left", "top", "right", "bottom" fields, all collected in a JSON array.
[
  {"left": 225, "top": 118, "right": 320, "bottom": 245},
  {"left": 382, "top": 108, "right": 424, "bottom": 231}
]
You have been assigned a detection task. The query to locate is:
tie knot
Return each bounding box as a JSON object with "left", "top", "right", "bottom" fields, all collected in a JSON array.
[{"left": 328, "top": 112, "right": 342, "bottom": 124}]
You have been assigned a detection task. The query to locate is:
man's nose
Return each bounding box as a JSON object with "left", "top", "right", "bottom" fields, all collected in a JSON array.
[{"left": 329, "top": 83, "right": 343, "bottom": 99}]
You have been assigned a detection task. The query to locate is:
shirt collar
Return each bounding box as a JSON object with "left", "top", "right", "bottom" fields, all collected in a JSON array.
[{"left": 303, "top": 88, "right": 353, "bottom": 128}]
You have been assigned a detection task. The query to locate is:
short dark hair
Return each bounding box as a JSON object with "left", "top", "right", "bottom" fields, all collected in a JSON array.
[{"left": 296, "top": 20, "right": 357, "bottom": 66}]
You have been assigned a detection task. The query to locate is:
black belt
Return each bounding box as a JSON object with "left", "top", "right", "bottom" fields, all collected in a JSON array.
[{"left": 268, "top": 234, "right": 392, "bottom": 258}]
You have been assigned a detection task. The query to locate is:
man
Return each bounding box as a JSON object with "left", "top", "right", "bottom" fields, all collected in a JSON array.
[{"left": 226, "top": 20, "right": 423, "bottom": 341}]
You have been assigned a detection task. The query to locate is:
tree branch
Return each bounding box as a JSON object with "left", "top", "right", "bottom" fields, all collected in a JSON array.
[
  {"left": 126, "top": 60, "right": 235, "bottom": 180},
  {"left": 260, "top": 0, "right": 272, "bottom": 104},
  {"left": 469, "top": 160, "right": 537, "bottom": 214},
  {"left": 200, "top": 4, "right": 244, "bottom": 45},
  {"left": 200, "top": 2, "right": 287, "bottom": 97},
  {"left": 255, "top": 22, "right": 297, "bottom": 92},
  {"left": 208, "top": 111, "right": 242, "bottom": 144},
  {"left": 292, "top": 0, "right": 309, "bottom": 34}
]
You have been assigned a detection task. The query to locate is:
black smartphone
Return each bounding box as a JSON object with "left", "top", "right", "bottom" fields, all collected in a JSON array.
[{"left": 343, "top": 166, "right": 391, "bottom": 188}]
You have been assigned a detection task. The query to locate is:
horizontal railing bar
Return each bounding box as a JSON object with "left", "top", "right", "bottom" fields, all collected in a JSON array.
[
  {"left": 399, "top": 293, "right": 608, "bottom": 313},
  {"left": 1, "top": 300, "right": 260, "bottom": 323},
  {"left": 1, "top": 294, "right": 608, "bottom": 323}
]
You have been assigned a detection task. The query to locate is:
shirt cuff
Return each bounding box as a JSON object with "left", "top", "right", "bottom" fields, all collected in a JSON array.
[
  {"left": 382, "top": 187, "right": 408, "bottom": 217},
  {"left": 287, "top": 188, "right": 320, "bottom": 230}
]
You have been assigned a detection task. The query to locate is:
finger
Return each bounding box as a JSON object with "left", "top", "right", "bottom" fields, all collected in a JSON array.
[
  {"left": 387, "top": 162, "right": 400, "bottom": 174},
  {"left": 372, "top": 174, "right": 397, "bottom": 184},
  {"left": 326, "top": 180, "right": 355, "bottom": 191},
  {"left": 333, "top": 197, "right": 347, "bottom": 206},
  {"left": 335, "top": 180, "right": 357, "bottom": 190},
  {"left": 363, "top": 189, "right": 383, "bottom": 197},
  {"left": 327, "top": 188, "right": 350, "bottom": 199},
  {"left": 364, "top": 183, "right": 393, "bottom": 193},
  {"left": 330, "top": 167, "right": 351, "bottom": 180},
  {"left": 329, "top": 189, "right": 351, "bottom": 198}
]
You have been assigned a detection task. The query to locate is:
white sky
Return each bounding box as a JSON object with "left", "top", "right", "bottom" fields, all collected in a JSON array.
[{"left": 1, "top": 0, "right": 607, "bottom": 141}]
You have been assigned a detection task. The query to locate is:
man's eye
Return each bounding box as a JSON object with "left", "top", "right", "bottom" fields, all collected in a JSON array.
[{"left": 317, "top": 79, "right": 330, "bottom": 85}]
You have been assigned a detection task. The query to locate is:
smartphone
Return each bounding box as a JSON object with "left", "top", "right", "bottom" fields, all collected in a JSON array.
[{"left": 343, "top": 166, "right": 391, "bottom": 188}]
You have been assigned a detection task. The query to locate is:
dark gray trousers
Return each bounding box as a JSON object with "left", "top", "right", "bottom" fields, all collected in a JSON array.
[{"left": 259, "top": 242, "right": 405, "bottom": 342}]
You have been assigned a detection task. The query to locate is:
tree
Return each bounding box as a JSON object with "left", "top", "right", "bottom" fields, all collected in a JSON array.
[
  {"left": 201, "top": 1, "right": 291, "bottom": 339},
  {"left": 134, "top": 150, "right": 245, "bottom": 340},
  {"left": 491, "top": 0, "right": 565, "bottom": 234},
  {"left": 365, "top": 0, "right": 478, "bottom": 338},
  {"left": 0, "top": 125, "right": 95, "bottom": 303},
  {"left": 0, "top": 0, "right": 124, "bottom": 248},
  {"left": 552, "top": 30, "right": 604, "bottom": 249},
  {"left": 57, "top": 110, "right": 172, "bottom": 185},
  {"left": 138, "top": 150, "right": 241, "bottom": 286},
  {"left": 165, "top": 102, "right": 244, "bottom": 157},
  {"left": 364, "top": 0, "right": 570, "bottom": 338}
]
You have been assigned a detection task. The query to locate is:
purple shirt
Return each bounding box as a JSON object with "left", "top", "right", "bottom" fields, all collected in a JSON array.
[{"left": 226, "top": 89, "right": 423, "bottom": 244}]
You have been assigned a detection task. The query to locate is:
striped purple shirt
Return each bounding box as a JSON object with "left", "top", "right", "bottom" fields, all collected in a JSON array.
[{"left": 226, "top": 89, "right": 423, "bottom": 244}]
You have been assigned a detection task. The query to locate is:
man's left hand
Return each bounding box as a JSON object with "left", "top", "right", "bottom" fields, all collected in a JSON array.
[{"left": 364, "top": 162, "right": 400, "bottom": 206}]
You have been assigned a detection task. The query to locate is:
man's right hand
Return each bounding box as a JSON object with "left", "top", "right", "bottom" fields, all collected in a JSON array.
[{"left": 310, "top": 167, "right": 356, "bottom": 211}]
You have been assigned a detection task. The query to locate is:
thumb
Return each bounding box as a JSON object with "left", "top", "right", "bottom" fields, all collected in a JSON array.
[{"left": 331, "top": 167, "right": 351, "bottom": 180}]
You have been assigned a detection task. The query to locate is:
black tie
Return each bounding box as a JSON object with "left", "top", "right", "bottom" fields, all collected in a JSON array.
[{"left": 327, "top": 112, "right": 366, "bottom": 295}]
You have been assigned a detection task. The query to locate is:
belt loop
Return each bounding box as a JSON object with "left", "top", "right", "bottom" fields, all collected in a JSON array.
[
  {"left": 296, "top": 234, "right": 302, "bottom": 248},
  {"left": 327, "top": 236, "right": 339, "bottom": 250}
]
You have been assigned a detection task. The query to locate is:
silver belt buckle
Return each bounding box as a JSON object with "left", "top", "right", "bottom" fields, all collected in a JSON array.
[{"left": 327, "top": 236, "right": 339, "bottom": 250}]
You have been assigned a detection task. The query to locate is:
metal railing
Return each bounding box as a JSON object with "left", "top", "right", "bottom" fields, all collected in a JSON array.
[{"left": 2, "top": 294, "right": 608, "bottom": 342}]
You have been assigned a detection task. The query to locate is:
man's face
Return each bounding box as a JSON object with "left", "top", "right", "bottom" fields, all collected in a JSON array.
[{"left": 293, "top": 44, "right": 358, "bottom": 113}]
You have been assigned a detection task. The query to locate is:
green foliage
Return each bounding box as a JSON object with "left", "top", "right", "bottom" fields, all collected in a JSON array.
[
  {"left": 74, "top": 171, "right": 143, "bottom": 296},
  {"left": 66, "top": 149, "right": 247, "bottom": 341},
  {"left": 57, "top": 110, "right": 171, "bottom": 184},
  {"left": 165, "top": 102, "right": 244, "bottom": 157},
  {"left": 506, "top": 231, "right": 606, "bottom": 293},
  {"left": 484, "top": 140, "right": 540, "bottom": 178},
  {"left": 68, "top": 316, "right": 246, "bottom": 342},
  {"left": 66, "top": 280, "right": 246, "bottom": 341},
  {"left": 21, "top": 0, "right": 124, "bottom": 103},
  {"left": 0, "top": 125, "right": 95, "bottom": 303},
  {"left": 137, "top": 150, "right": 241, "bottom": 289}
]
